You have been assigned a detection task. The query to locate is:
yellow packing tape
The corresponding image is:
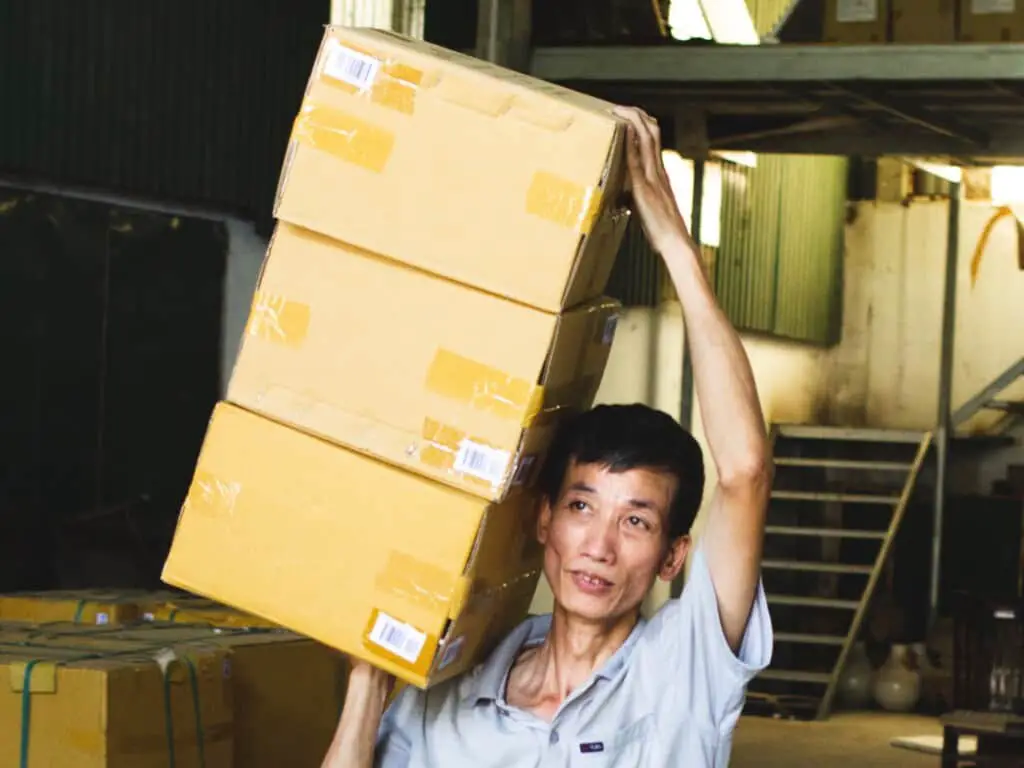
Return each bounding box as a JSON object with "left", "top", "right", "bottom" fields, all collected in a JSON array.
[
  {"left": 292, "top": 103, "right": 396, "bottom": 173},
  {"left": 320, "top": 39, "right": 424, "bottom": 115},
  {"left": 526, "top": 170, "right": 602, "bottom": 234},
  {"left": 425, "top": 349, "right": 544, "bottom": 425},
  {"left": 246, "top": 290, "right": 311, "bottom": 347}
]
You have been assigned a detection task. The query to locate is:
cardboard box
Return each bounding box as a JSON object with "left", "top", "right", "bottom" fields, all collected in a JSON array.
[
  {"left": 162, "top": 403, "right": 544, "bottom": 688},
  {"left": 959, "top": 0, "right": 1024, "bottom": 41},
  {"left": 228, "top": 223, "right": 620, "bottom": 501},
  {"left": 893, "top": 0, "right": 956, "bottom": 42},
  {"left": 0, "top": 624, "right": 233, "bottom": 767},
  {"left": 0, "top": 621, "right": 346, "bottom": 768},
  {"left": 0, "top": 589, "right": 146, "bottom": 625},
  {"left": 824, "top": 0, "right": 891, "bottom": 42},
  {"left": 274, "top": 27, "right": 629, "bottom": 313}
]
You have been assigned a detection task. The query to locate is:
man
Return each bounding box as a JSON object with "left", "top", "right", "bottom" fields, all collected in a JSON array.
[{"left": 322, "top": 106, "right": 773, "bottom": 768}]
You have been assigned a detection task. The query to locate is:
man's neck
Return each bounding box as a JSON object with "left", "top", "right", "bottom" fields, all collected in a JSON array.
[{"left": 506, "top": 610, "right": 638, "bottom": 719}]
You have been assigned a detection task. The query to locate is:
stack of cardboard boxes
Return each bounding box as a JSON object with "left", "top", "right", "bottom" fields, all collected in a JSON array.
[
  {"left": 824, "top": 1, "right": 1024, "bottom": 44},
  {"left": 0, "top": 592, "right": 346, "bottom": 767},
  {"left": 161, "top": 27, "right": 629, "bottom": 689}
]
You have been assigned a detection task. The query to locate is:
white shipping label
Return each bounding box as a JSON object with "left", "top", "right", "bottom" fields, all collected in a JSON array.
[
  {"left": 972, "top": 0, "right": 1015, "bottom": 14},
  {"left": 323, "top": 42, "right": 381, "bottom": 91},
  {"left": 453, "top": 440, "right": 511, "bottom": 486},
  {"left": 368, "top": 612, "right": 427, "bottom": 664},
  {"left": 602, "top": 314, "right": 619, "bottom": 345},
  {"left": 95, "top": 612, "right": 109, "bottom": 625},
  {"left": 836, "top": 0, "right": 878, "bottom": 23}
]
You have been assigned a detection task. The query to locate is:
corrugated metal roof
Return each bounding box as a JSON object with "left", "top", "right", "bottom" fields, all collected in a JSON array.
[{"left": 0, "top": 1, "right": 325, "bottom": 225}]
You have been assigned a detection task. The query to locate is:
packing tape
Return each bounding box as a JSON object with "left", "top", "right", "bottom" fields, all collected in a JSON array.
[
  {"left": 320, "top": 39, "right": 424, "bottom": 115},
  {"left": 425, "top": 349, "right": 543, "bottom": 425},
  {"left": 526, "top": 171, "right": 602, "bottom": 234},
  {"left": 246, "top": 291, "right": 311, "bottom": 348},
  {"left": 292, "top": 103, "right": 395, "bottom": 174},
  {"left": 375, "top": 552, "right": 471, "bottom": 619},
  {"left": 183, "top": 471, "right": 242, "bottom": 519}
]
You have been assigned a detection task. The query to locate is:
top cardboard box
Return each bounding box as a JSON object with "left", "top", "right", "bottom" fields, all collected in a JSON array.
[{"left": 274, "top": 27, "right": 629, "bottom": 313}]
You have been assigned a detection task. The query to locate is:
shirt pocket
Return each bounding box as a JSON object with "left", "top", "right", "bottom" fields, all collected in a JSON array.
[{"left": 571, "top": 714, "right": 652, "bottom": 768}]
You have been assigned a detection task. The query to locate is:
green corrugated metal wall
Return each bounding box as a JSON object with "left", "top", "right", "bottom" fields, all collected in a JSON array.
[{"left": 713, "top": 0, "right": 847, "bottom": 345}]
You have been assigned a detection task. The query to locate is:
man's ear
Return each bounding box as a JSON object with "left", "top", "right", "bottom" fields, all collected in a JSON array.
[
  {"left": 658, "top": 535, "right": 691, "bottom": 582},
  {"left": 537, "top": 497, "right": 554, "bottom": 545}
]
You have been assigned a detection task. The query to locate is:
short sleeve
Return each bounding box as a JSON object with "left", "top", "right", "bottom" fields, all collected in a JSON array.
[
  {"left": 640, "top": 546, "right": 773, "bottom": 730},
  {"left": 374, "top": 685, "right": 421, "bottom": 768}
]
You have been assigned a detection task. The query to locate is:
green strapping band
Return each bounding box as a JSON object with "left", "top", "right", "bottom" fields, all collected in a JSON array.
[
  {"left": 19, "top": 660, "right": 40, "bottom": 768},
  {"left": 72, "top": 600, "right": 86, "bottom": 624}
]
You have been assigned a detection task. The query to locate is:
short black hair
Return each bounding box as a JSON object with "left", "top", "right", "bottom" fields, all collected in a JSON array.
[{"left": 536, "top": 403, "right": 705, "bottom": 540}]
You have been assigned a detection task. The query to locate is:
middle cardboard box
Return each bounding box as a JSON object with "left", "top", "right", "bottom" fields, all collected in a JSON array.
[{"left": 227, "top": 222, "right": 621, "bottom": 501}]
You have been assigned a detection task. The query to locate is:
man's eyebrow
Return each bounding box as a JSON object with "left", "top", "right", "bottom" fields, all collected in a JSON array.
[
  {"left": 567, "top": 482, "right": 596, "bottom": 494},
  {"left": 627, "top": 498, "right": 657, "bottom": 510}
]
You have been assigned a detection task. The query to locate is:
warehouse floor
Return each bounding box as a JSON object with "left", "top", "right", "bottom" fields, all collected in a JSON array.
[{"left": 731, "top": 712, "right": 941, "bottom": 767}]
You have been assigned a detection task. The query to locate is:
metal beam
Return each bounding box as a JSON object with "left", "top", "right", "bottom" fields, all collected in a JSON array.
[
  {"left": 531, "top": 43, "right": 1024, "bottom": 84},
  {"left": 930, "top": 185, "right": 962, "bottom": 628},
  {"left": 951, "top": 355, "right": 1024, "bottom": 427}
]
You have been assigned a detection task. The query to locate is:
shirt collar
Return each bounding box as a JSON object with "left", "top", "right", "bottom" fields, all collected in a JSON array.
[{"left": 462, "top": 613, "right": 646, "bottom": 706}]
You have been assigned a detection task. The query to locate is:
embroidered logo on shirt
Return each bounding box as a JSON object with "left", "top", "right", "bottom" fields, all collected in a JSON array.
[{"left": 579, "top": 742, "right": 605, "bottom": 753}]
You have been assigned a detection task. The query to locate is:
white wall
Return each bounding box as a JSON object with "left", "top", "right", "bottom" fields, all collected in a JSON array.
[
  {"left": 827, "top": 201, "right": 1024, "bottom": 433},
  {"left": 221, "top": 220, "right": 269, "bottom": 395}
]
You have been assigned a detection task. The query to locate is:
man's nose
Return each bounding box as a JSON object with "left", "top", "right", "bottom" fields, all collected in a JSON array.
[{"left": 581, "top": 517, "right": 617, "bottom": 562}]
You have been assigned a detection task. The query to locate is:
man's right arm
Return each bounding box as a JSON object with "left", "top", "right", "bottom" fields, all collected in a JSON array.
[{"left": 321, "top": 664, "right": 400, "bottom": 768}]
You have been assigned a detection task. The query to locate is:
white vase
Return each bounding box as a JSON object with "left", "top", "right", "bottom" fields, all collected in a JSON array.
[
  {"left": 837, "top": 642, "right": 875, "bottom": 709},
  {"left": 873, "top": 643, "right": 922, "bottom": 712}
]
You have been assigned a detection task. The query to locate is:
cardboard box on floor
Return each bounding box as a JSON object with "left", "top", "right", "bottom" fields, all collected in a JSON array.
[
  {"left": 0, "top": 621, "right": 346, "bottom": 768},
  {"left": 892, "top": 0, "right": 956, "bottom": 42},
  {"left": 162, "top": 403, "right": 545, "bottom": 689},
  {"left": 823, "top": 0, "right": 891, "bottom": 43},
  {"left": 959, "top": 0, "right": 1024, "bottom": 42},
  {"left": 274, "top": 26, "right": 629, "bottom": 313},
  {"left": 0, "top": 623, "right": 234, "bottom": 768},
  {"left": 228, "top": 223, "right": 621, "bottom": 501}
]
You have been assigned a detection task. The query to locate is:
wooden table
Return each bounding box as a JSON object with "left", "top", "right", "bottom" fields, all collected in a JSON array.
[{"left": 941, "top": 710, "right": 1024, "bottom": 767}]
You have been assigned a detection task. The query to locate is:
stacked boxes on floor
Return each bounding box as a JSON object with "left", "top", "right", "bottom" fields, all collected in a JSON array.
[
  {"left": 162, "top": 27, "right": 629, "bottom": 687},
  {"left": 0, "top": 592, "right": 346, "bottom": 768}
]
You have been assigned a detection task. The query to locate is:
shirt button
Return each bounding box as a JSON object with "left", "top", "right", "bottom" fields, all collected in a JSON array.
[{"left": 549, "top": 731, "right": 560, "bottom": 745}]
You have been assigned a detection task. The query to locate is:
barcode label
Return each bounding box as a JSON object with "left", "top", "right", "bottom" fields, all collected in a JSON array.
[
  {"left": 368, "top": 612, "right": 427, "bottom": 664},
  {"left": 323, "top": 43, "right": 381, "bottom": 91},
  {"left": 438, "top": 635, "right": 465, "bottom": 671},
  {"left": 453, "top": 440, "right": 511, "bottom": 486},
  {"left": 512, "top": 455, "right": 537, "bottom": 486},
  {"left": 96, "top": 612, "right": 109, "bottom": 626}
]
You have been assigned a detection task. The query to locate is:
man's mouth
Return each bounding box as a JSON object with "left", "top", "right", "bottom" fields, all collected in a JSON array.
[{"left": 571, "top": 571, "right": 614, "bottom": 592}]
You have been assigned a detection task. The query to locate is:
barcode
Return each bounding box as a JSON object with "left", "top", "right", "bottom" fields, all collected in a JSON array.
[
  {"left": 368, "top": 612, "right": 426, "bottom": 664},
  {"left": 323, "top": 43, "right": 381, "bottom": 91},
  {"left": 601, "top": 314, "right": 619, "bottom": 345},
  {"left": 453, "top": 440, "right": 511, "bottom": 486}
]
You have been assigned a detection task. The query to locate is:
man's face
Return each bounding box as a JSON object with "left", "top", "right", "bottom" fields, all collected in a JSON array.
[{"left": 537, "top": 460, "right": 690, "bottom": 625}]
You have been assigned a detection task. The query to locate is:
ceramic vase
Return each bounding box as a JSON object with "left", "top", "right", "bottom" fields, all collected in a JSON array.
[
  {"left": 873, "top": 643, "right": 922, "bottom": 712},
  {"left": 837, "top": 642, "right": 874, "bottom": 709}
]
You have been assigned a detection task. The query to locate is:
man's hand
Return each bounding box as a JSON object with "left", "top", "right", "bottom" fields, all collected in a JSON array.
[
  {"left": 321, "top": 659, "right": 396, "bottom": 768},
  {"left": 613, "top": 105, "right": 696, "bottom": 257}
]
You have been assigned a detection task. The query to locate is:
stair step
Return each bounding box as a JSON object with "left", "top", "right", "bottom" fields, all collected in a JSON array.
[
  {"left": 774, "top": 632, "right": 847, "bottom": 645},
  {"left": 775, "top": 425, "right": 926, "bottom": 444},
  {"left": 763, "top": 559, "right": 873, "bottom": 575},
  {"left": 771, "top": 490, "right": 901, "bottom": 504},
  {"left": 768, "top": 594, "right": 860, "bottom": 609},
  {"left": 765, "top": 525, "right": 887, "bottom": 540},
  {"left": 758, "top": 669, "right": 833, "bottom": 684},
  {"left": 774, "top": 457, "right": 913, "bottom": 471}
]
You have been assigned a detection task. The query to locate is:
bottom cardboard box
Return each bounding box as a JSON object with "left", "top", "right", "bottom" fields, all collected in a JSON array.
[
  {"left": 162, "top": 402, "right": 543, "bottom": 688},
  {"left": 0, "top": 623, "right": 233, "bottom": 768},
  {"left": 0, "top": 621, "right": 346, "bottom": 768}
]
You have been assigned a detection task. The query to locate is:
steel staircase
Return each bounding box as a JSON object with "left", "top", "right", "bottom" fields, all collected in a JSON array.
[
  {"left": 747, "top": 425, "right": 933, "bottom": 721},
  {"left": 951, "top": 355, "right": 1024, "bottom": 433}
]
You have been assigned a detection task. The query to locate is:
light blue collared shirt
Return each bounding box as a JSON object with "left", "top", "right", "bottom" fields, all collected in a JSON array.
[{"left": 375, "top": 547, "right": 773, "bottom": 768}]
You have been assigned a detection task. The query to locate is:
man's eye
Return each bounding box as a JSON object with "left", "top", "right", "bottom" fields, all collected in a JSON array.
[
  {"left": 627, "top": 516, "right": 649, "bottom": 529},
  {"left": 569, "top": 500, "right": 588, "bottom": 512}
]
